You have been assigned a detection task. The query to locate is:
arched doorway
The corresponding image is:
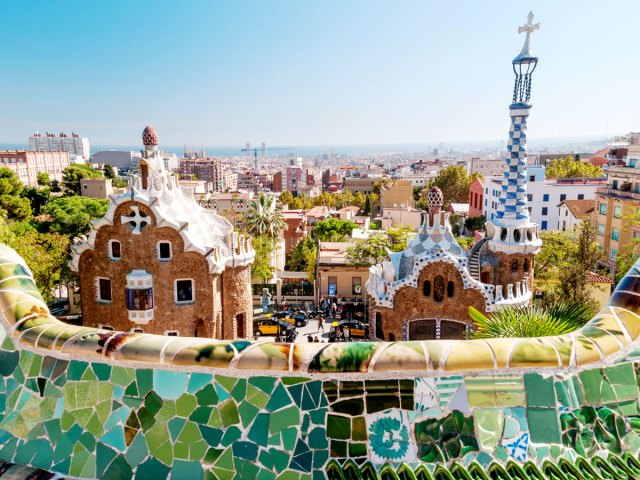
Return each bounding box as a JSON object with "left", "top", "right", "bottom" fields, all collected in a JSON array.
[
  {"left": 194, "top": 319, "right": 206, "bottom": 337},
  {"left": 408, "top": 318, "right": 468, "bottom": 340}
]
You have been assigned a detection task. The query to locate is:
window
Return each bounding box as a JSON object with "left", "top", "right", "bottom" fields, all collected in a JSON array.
[
  {"left": 97, "top": 278, "right": 112, "bottom": 302},
  {"left": 560, "top": 194, "right": 566, "bottom": 201},
  {"left": 541, "top": 221, "right": 548, "bottom": 230},
  {"left": 423, "top": 280, "right": 431, "bottom": 297},
  {"left": 447, "top": 281, "right": 454, "bottom": 298},
  {"left": 433, "top": 276, "right": 444, "bottom": 302},
  {"left": 542, "top": 207, "right": 548, "bottom": 216},
  {"left": 523, "top": 258, "right": 529, "bottom": 272},
  {"left": 511, "top": 259, "right": 519, "bottom": 272},
  {"left": 529, "top": 175, "right": 535, "bottom": 182},
  {"left": 528, "top": 207, "right": 532, "bottom": 214},
  {"left": 175, "top": 279, "right": 194, "bottom": 304},
  {"left": 109, "top": 240, "right": 121, "bottom": 260},
  {"left": 612, "top": 180, "right": 619, "bottom": 190},
  {"left": 352, "top": 277, "right": 362, "bottom": 295},
  {"left": 157, "top": 241, "right": 172, "bottom": 261},
  {"left": 543, "top": 194, "right": 549, "bottom": 202},
  {"left": 328, "top": 276, "right": 337, "bottom": 296},
  {"left": 131, "top": 328, "right": 144, "bottom": 333},
  {"left": 98, "top": 324, "right": 114, "bottom": 331},
  {"left": 611, "top": 229, "right": 620, "bottom": 241},
  {"left": 614, "top": 206, "right": 622, "bottom": 218},
  {"left": 578, "top": 194, "right": 584, "bottom": 200},
  {"left": 166, "top": 330, "right": 179, "bottom": 336},
  {"left": 599, "top": 203, "right": 607, "bottom": 215},
  {"left": 527, "top": 194, "right": 533, "bottom": 202},
  {"left": 126, "top": 287, "right": 154, "bottom": 311},
  {"left": 610, "top": 249, "right": 617, "bottom": 261}
]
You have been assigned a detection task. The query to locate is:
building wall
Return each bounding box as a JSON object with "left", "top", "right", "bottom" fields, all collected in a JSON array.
[
  {"left": 557, "top": 205, "right": 582, "bottom": 231},
  {"left": 372, "top": 261, "right": 488, "bottom": 341},
  {"left": 381, "top": 181, "right": 414, "bottom": 209},
  {"left": 78, "top": 200, "right": 222, "bottom": 337},
  {"left": 0, "top": 150, "right": 70, "bottom": 186},
  {"left": 380, "top": 208, "right": 422, "bottom": 230},
  {"left": 92, "top": 150, "right": 135, "bottom": 171},
  {"left": 221, "top": 265, "right": 253, "bottom": 339},
  {"left": 483, "top": 177, "right": 604, "bottom": 231},
  {"left": 81, "top": 178, "right": 113, "bottom": 199},
  {"left": 468, "top": 178, "right": 484, "bottom": 218},
  {"left": 317, "top": 266, "right": 369, "bottom": 300},
  {"left": 343, "top": 178, "right": 377, "bottom": 195}
]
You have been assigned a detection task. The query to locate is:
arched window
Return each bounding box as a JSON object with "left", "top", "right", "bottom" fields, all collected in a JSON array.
[
  {"left": 423, "top": 280, "right": 431, "bottom": 297},
  {"left": 523, "top": 258, "right": 529, "bottom": 272},
  {"left": 375, "top": 312, "right": 384, "bottom": 340},
  {"left": 511, "top": 259, "right": 519, "bottom": 273},
  {"left": 447, "top": 281, "right": 454, "bottom": 298},
  {"left": 433, "top": 276, "right": 444, "bottom": 302}
]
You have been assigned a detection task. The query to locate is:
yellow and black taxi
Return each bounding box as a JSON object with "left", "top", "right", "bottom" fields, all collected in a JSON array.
[
  {"left": 271, "top": 311, "right": 308, "bottom": 328},
  {"left": 329, "top": 320, "right": 369, "bottom": 342},
  {"left": 253, "top": 316, "right": 296, "bottom": 337}
]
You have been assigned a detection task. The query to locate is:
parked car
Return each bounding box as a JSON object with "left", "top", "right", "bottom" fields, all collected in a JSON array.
[
  {"left": 329, "top": 320, "right": 369, "bottom": 341},
  {"left": 339, "top": 302, "right": 366, "bottom": 321},
  {"left": 253, "top": 317, "right": 296, "bottom": 337},
  {"left": 271, "top": 311, "right": 308, "bottom": 328}
]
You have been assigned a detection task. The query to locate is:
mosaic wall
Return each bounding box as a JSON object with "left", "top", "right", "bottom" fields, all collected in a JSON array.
[{"left": 3, "top": 244, "right": 640, "bottom": 479}]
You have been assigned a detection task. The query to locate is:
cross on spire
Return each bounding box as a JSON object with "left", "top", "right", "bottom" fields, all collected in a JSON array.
[{"left": 516, "top": 11, "right": 541, "bottom": 60}]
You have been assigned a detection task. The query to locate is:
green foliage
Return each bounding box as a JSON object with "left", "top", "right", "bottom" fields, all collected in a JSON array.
[
  {"left": 278, "top": 190, "right": 294, "bottom": 207},
  {"left": 346, "top": 226, "right": 415, "bottom": 267},
  {"left": 49, "top": 179, "right": 61, "bottom": 193},
  {"left": 313, "top": 218, "right": 357, "bottom": 242},
  {"left": 36, "top": 172, "right": 50, "bottom": 186},
  {"left": 426, "top": 165, "right": 480, "bottom": 207},
  {"left": 41, "top": 196, "right": 109, "bottom": 238},
  {"left": 465, "top": 215, "right": 485, "bottom": 232},
  {"left": 21, "top": 186, "right": 51, "bottom": 216},
  {"left": 364, "top": 195, "right": 372, "bottom": 216},
  {"left": 286, "top": 236, "right": 317, "bottom": 282},
  {"left": 247, "top": 193, "right": 286, "bottom": 238},
  {"left": 457, "top": 236, "right": 474, "bottom": 250},
  {"left": 545, "top": 156, "right": 603, "bottom": 179},
  {"left": 103, "top": 164, "right": 115, "bottom": 179},
  {"left": 0, "top": 167, "right": 31, "bottom": 220},
  {"left": 616, "top": 210, "right": 640, "bottom": 281},
  {"left": 468, "top": 301, "right": 592, "bottom": 338},
  {"left": 62, "top": 164, "right": 102, "bottom": 195},
  {"left": 372, "top": 178, "right": 392, "bottom": 196},
  {"left": 251, "top": 235, "right": 275, "bottom": 282},
  {"left": 0, "top": 220, "right": 70, "bottom": 302}
]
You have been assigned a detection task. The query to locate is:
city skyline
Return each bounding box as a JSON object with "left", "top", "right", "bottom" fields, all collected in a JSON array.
[{"left": 1, "top": 1, "right": 638, "bottom": 147}]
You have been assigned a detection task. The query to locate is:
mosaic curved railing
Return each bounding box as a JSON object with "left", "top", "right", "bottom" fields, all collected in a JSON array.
[{"left": 2, "top": 242, "right": 640, "bottom": 479}]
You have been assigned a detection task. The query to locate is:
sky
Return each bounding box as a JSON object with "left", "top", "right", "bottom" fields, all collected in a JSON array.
[{"left": 0, "top": 1, "right": 638, "bottom": 148}]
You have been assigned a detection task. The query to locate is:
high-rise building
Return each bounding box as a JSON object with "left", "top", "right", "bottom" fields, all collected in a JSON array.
[
  {"left": 178, "top": 157, "right": 230, "bottom": 192},
  {"left": 29, "top": 131, "right": 90, "bottom": 160}
]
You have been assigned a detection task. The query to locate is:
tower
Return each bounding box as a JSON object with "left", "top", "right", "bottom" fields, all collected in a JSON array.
[{"left": 484, "top": 12, "right": 542, "bottom": 287}]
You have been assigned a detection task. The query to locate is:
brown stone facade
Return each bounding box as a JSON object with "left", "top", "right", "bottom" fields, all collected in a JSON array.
[
  {"left": 222, "top": 266, "right": 253, "bottom": 339},
  {"left": 77, "top": 200, "right": 251, "bottom": 339},
  {"left": 373, "top": 261, "right": 488, "bottom": 341},
  {"left": 478, "top": 248, "right": 535, "bottom": 295}
]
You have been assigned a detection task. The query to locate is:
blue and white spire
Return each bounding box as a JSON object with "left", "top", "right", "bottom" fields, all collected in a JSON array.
[{"left": 487, "top": 12, "right": 542, "bottom": 254}]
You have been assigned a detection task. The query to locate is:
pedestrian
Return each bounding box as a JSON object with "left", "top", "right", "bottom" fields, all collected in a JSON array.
[
  {"left": 317, "top": 317, "right": 324, "bottom": 333},
  {"left": 331, "top": 302, "right": 337, "bottom": 319},
  {"left": 307, "top": 334, "right": 313, "bottom": 343}
]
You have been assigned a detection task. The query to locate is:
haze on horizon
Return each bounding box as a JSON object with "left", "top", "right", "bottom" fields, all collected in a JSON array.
[{"left": 1, "top": 0, "right": 638, "bottom": 148}]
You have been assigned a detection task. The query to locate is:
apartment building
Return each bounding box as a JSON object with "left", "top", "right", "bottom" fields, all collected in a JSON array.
[{"left": 0, "top": 150, "right": 70, "bottom": 186}]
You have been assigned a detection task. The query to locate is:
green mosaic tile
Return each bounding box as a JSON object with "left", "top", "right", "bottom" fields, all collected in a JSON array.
[
  {"left": 187, "top": 373, "right": 213, "bottom": 394},
  {"left": 171, "top": 459, "right": 204, "bottom": 480},
  {"left": 220, "top": 399, "right": 240, "bottom": 427},
  {"left": 146, "top": 423, "right": 173, "bottom": 465},
  {"left": 111, "top": 366, "right": 135, "bottom": 387},
  {"left": 524, "top": 373, "right": 556, "bottom": 407},
  {"left": 528, "top": 407, "right": 562, "bottom": 443},
  {"left": 352, "top": 416, "right": 367, "bottom": 441},
  {"left": 190, "top": 406, "right": 213, "bottom": 424},
  {"left": 605, "top": 363, "right": 638, "bottom": 400},
  {"left": 349, "top": 442, "right": 367, "bottom": 457},
  {"left": 231, "top": 378, "right": 247, "bottom": 402},
  {"left": 92, "top": 362, "right": 111, "bottom": 381},
  {"left": 266, "top": 383, "right": 293, "bottom": 412},
  {"left": 332, "top": 398, "right": 364, "bottom": 415},
  {"left": 153, "top": 370, "right": 188, "bottom": 400},
  {"left": 270, "top": 406, "right": 300, "bottom": 434},
  {"left": 580, "top": 368, "right": 616, "bottom": 404},
  {"left": 176, "top": 393, "right": 198, "bottom": 418},
  {"left": 246, "top": 384, "right": 269, "bottom": 409},
  {"left": 135, "top": 457, "right": 171, "bottom": 480},
  {"left": 238, "top": 401, "right": 260, "bottom": 428},
  {"left": 251, "top": 376, "right": 278, "bottom": 393},
  {"left": 102, "top": 454, "right": 132, "bottom": 480},
  {"left": 282, "top": 427, "right": 298, "bottom": 451},
  {"left": 195, "top": 384, "right": 219, "bottom": 406},
  {"left": 248, "top": 412, "right": 270, "bottom": 445},
  {"left": 136, "top": 368, "right": 153, "bottom": 397},
  {"left": 199, "top": 425, "right": 223, "bottom": 447},
  {"left": 308, "top": 427, "right": 328, "bottom": 449},
  {"left": 215, "top": 375, "right": 238, "bottom": 394},
  {"left": 327, "top": 414, "right": 350, "bottom": 440},
  {"left": 221, "top": 425, "right": 242, "bottom": 447},
  {"left": 331, "top": 439, "right": 347, "bottom": 457},
  {"left": 473, "top": 409, "right": 504, "bottom": 451},
  {"left": 168, "top": 417, "right": 187, "bottom": 441}
]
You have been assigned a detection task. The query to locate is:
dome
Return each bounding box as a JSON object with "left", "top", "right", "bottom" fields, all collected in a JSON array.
[
  {"left": 427, "top": 186, "right": 443, "bottom": 209},
  {"left": 142, "top": 125, "right": 158, "bottom": 146}
]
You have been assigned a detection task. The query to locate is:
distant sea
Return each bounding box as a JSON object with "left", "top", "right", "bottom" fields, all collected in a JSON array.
[{"left": 0, "top": 134, "right": 614, "bottom": 157}]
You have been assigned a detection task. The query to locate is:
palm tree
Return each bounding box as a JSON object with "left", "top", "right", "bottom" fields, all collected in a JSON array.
[
  {"left": 246, "top": 193, "right": 286, "bottom": 239},
  {"left": 468, "top": 302, "right": 592, "bottom": 339}
]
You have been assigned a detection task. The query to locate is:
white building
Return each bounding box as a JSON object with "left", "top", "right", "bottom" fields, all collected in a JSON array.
[
  {"left": 29, "top": 132, "right": 90, "bottom": 160},
  {"left": 92, "top": 150, "right": 140, "bottom": 171},
  {"left": 557, "top": 199, "right": 596, "bottom": 231},
  {"left": 482, "top": 165, "right": 606, "bottom": 231}
]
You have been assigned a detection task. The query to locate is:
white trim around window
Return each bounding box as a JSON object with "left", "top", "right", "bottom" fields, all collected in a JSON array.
[
  {"left": 174, "top": 278, "right": 195, "bottom": 304},
  {"left": 165, "top": 330, "right": 179, "bottom": 336},
  {"left": 108, "top": 240, "right": 121, "bottom": 261},
  {"left": 157, "top": 241, "right": 173, "bottom": 261},
  {"left": 96, "top": 277, "right": 112, "bottom": 303}
]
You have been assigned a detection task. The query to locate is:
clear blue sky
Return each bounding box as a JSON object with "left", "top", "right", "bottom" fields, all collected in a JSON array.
[{"left": 1, "top": 1, "right": 638, "bottom": 147}]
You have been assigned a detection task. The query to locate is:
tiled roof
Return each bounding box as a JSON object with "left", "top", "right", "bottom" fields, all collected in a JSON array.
[
  {"left": 558, "top": 199, "right": 596, "bottom": 218},
  {"left": 587, "top": 271, "right": 613, "bottom": 283}
]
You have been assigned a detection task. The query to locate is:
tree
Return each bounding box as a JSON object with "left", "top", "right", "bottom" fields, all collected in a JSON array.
[
  {"left": 556, "top": 220, "right": 603, "bottom": 309},
  {"left": 372, "top": 178, "right": 392, "bottom": 196},
  {"left": 313, "top": 218, "right": 357, "bottom": 242},
  {"left": 287, "top": 236, "right": 317, "bottom": 282},
  {"left": 247, "top": 193, "right": 286, "bottom": 239},
  {"left": 62, "top": 164, "right": 103, "bottom": 195},
  {"left": 545, "top": 156, "right": 603, "bottom": 179},
  {"left": 21, "top": 186, "right": 51, "bottom": 216},
  {"left": 50, "top": 179, "right": 61, "bottom": 193},
  {"left": 616, "top": 211, "right": 640, "bottom": 281},
  {"left": 0, "top": 220, "right": 70, "bottom": 303},
  {"left": 386, "top": 225, "right": 415, "bottom": 252},
  {"left": 279, "top": 191, "right": 294, "bottom": 208},
  {"left": 0, "top": 167, "right": 31, "bottom": 220},
  {"left": 251, "top": 235, "right": 275, "bottom": 282},
  {"left": 465, "top": 216, "right": 486, "bottom": 232},
  {"left": 36, "top": 172, "right": 50, "bottom": 186},
  {"left": 364, "top": 195, "right": 372, "bottom": 216},
  {"left": 425, "top": 165, "right": 480, "bottom": 207},
  {"left": 103, "top": 164, "right": 115, "bottom": 179},
  {"left": 346, "top": 235, "right": 392, "bottom": 267},
  {"left": 41, "top": 196, "right": 109, "bottom": 238},
  {"left": 468, "top": 302, "right": 592, "bottom": 339}
]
